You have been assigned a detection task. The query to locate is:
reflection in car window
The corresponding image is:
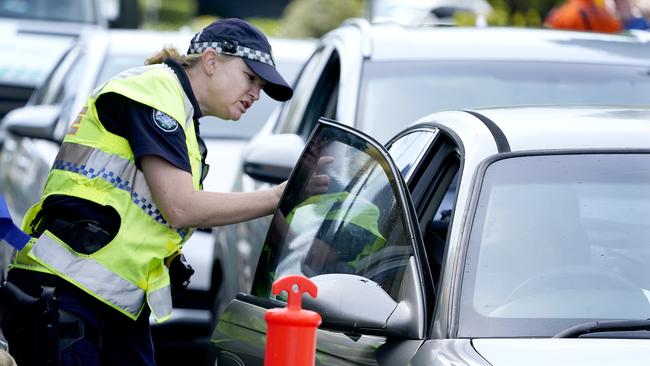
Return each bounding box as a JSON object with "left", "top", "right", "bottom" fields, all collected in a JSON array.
[
  {"left": 459, "top": 154, "right": 650, "bottom": 337},
  {"left": 387, "top": 130, "right": 436, "bottom": 181},
  {"left": 359, "top": 61, "right": 650, "bottom": 143},
  {"left": 252, "top": 124, "right": 414, "bottom": 301}
]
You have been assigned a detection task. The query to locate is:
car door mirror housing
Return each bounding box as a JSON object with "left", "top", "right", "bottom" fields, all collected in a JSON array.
[
  {"left": 304, "top": 257, "right": 424, "bottom": 339},
  {"left": 3, "top": 105, "right": 61, "bottom": 142},
  {"left": 242, "top": 133, "right": 304, "bottom": 184}
]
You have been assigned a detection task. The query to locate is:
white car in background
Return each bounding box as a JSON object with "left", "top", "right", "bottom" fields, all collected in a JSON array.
[
  {"left": 0, "top": 0, "right": 135, "bottom": 119},
  {"left": 0, "top": 27, "right": 315, "bottom": 364}
]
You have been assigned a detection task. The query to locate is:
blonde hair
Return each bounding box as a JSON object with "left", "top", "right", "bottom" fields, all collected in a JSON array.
[
  {"left": 145, "top": 46, "right": 202, "bottom": 68},
  {"left": 145, "top": 46, "right": 237, "bottom": 68}
]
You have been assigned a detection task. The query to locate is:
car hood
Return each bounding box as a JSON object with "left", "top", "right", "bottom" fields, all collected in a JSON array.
[{"left": 472, "top": 338, "right": 650, "bottom": 366}]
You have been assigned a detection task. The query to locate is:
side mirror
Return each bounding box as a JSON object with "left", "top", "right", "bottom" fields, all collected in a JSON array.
[
  {"left": 303, "top": 257, "right": 424, "bottom": 339},
  {"left": 2, "top": 105, "right": 61, "bottom": 142},
  {"left": 242, "top": 133, "right": 304, "bottom": 184}
]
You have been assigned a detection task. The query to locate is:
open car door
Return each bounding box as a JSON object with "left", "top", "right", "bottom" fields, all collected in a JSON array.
[{"left": 210, "top": 119, "right": 429, "bottom": 365}]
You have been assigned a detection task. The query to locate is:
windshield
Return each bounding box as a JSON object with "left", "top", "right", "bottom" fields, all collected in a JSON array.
[
  {"left": 459, "top": 153, "right": 650, "bottom": 337},
  {"left": 0, "top": 0, "right": 96, "bottom": 23},
  {"left": 199, "top": 61, "right": 304, "bottom": 140},
  {"left": 359, "top": 61, "right": 650, "bottom": 143}
]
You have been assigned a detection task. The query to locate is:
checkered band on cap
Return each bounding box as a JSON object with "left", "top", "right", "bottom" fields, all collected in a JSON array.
[{"left": 188, "top": 41, "right": 275, "bottom": 67}]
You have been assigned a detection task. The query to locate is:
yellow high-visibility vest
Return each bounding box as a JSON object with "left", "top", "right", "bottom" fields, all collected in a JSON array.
[{"left": 11, "top": 64, "right": 203, "bottom": 322}]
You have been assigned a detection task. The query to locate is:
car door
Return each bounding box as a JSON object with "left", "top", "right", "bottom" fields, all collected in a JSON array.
[
  {"left": 212, "top": 119, "right": 434, "bottom": 365},
  {"left": 210, "top": 44, "right": 341, "bottom": 317}
]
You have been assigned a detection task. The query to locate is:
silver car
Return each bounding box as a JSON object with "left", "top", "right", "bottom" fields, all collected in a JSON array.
[
  {"left": 212, "top": 18, "right": 650, "bottom": 318},
  {"left": 211, "top": 105, "right": 650, "bottom": 365}
]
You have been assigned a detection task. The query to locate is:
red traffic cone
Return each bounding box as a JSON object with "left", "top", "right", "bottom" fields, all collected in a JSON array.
[{"left": 264, "top": 275, "right": 322, "bottom": 366}]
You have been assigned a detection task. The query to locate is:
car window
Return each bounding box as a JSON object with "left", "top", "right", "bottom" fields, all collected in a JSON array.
[
  {"left": 275, "top": 46, "right": 332, "bottom": 136},
  {"left": 294, "top": 52, "right": 340, "bottom": 139},
  {"left": 252, "top": 121, "right": 417, "bottom": 302},
  {"left": 459, "top": 153, "right": 650, "bottom": 337},
  {"left": 387, "top": 129, "right": 437, "bottom": 181},
  {"left": 29, "top": 45, "right": 82, "bottom": 106},
  {"left": 0, "top": 0, "right": 96, "bottom": 23},
  {"left": 390, "top": 129, "right": 460, "bottom": 294},
  {"left": 358, "top": 60, "right": 650, "bottom": 143}
]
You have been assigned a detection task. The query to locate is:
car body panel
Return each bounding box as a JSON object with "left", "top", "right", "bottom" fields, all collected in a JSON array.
[
  {"left": 213, "top": 298, "right": 422, "bottom": 366},
  {"left": 367, "top": 26, "right": 650, "bottom": 65},
  {"left": 476, "top": 106, "right": 650, "bottom": 151}
]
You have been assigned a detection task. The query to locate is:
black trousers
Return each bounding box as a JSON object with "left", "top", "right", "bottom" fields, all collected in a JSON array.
[{"left": 2, "top": 270, "right": 156, "bottom": 366}]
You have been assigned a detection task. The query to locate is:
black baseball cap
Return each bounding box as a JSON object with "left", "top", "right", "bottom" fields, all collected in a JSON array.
[{"left": 187, "top": 18, "right": 293, "bottom": 102}]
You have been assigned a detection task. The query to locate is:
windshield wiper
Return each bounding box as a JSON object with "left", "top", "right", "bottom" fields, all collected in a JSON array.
[{"left": 553, "top": 319, "right": 650, "bottom": 338}]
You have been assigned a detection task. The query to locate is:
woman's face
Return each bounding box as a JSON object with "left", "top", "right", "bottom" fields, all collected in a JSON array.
[{"left": 205, "top": 56, "right": 266, "bottom": 121}]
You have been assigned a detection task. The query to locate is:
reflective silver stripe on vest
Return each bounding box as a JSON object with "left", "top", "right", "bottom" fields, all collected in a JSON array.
[
  {"left": 148, "top": 285, "right": 172, "bottom": 320},
  {"left": 30, "top": 233, "right": 145, "bottom": 317},
  {"left": 52, "top": 142, "right": 187, "bottom": 238}
]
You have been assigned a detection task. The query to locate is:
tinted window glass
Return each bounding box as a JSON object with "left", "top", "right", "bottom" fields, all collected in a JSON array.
[
  {"left": 387, "top": 130, "right": 436, "bottom": 180},
  {"left": 459, "top": 153, "right": 650, "bottom": 337},
  {"left": 0, "top": 0, "right": 96, "bottom": 23},
  {"left": 253, "top": 123, "right": 414, "bottom": 301},
  {"left": 359, "top": 61, "right": 650, "bottom": 143}
]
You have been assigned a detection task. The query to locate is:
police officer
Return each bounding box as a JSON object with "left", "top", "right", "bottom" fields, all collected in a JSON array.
[{"left": 2, "top": 18, "right": 291, "bottom": 365}]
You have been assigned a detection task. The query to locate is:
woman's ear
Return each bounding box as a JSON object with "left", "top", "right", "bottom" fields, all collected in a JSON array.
[{"left": 201, "top": 48, "right": 218, "bottom": 76}]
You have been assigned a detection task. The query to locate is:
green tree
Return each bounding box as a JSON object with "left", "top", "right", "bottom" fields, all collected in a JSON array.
[
  {"left": 140, "top": 0, "right": 196, "bottom": 30},
  {"left": 486, "top": 0, "right": 563, "bottom": 26},
  {"left": 278, "top": 0, "right": 365, "bottom": 38}
]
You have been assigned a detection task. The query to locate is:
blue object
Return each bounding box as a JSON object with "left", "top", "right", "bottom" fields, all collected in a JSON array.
[
  {"left": 624, "top": 16, "right": 650, "bottom": 30},
  {"left": 0, "top": 195, "right": 30, "bottom": 250}
]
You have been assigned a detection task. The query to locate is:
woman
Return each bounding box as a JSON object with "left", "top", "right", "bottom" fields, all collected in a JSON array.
[{"left": 3, "top": 18, "right": 291, "bottom": 365}]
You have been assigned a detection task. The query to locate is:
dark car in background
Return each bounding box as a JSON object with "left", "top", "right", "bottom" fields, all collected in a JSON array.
[
  {"left": 211, "top": 18, "right": 650, "bottom": 321},
  {"left": 211, "top": 106, "right": 650, "bottom": 365}
]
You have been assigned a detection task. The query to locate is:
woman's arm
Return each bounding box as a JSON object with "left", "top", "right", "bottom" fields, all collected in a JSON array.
[{"left": 141, "top": 155, "right": 285, "bottom": 229}]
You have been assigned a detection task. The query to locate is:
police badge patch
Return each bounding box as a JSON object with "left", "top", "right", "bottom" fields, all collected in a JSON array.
[{"left": 153, "top": 110, "right": 179, "bottom": 133}]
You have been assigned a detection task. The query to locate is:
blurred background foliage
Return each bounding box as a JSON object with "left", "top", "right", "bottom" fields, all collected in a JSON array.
[{"left": 139, "top": 0, "right": 565, "bottom": 37}]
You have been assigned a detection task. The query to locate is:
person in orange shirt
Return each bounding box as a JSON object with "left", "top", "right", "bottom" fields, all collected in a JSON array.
[{"left": 544, "top": 0, "right": 622, "bottom": 32}]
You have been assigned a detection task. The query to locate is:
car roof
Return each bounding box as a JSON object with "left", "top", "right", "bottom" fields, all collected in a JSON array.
[
  {"left": 334, "top": 21, "right": 650, "bottom": 65},
  {"left": 425, "top": 106, "right": 650, "bottom": 152}
]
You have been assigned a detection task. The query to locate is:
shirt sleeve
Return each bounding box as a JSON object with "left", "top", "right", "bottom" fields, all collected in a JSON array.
[{"left": 96, "top": 92, "right": 192, "bottom": 173}]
